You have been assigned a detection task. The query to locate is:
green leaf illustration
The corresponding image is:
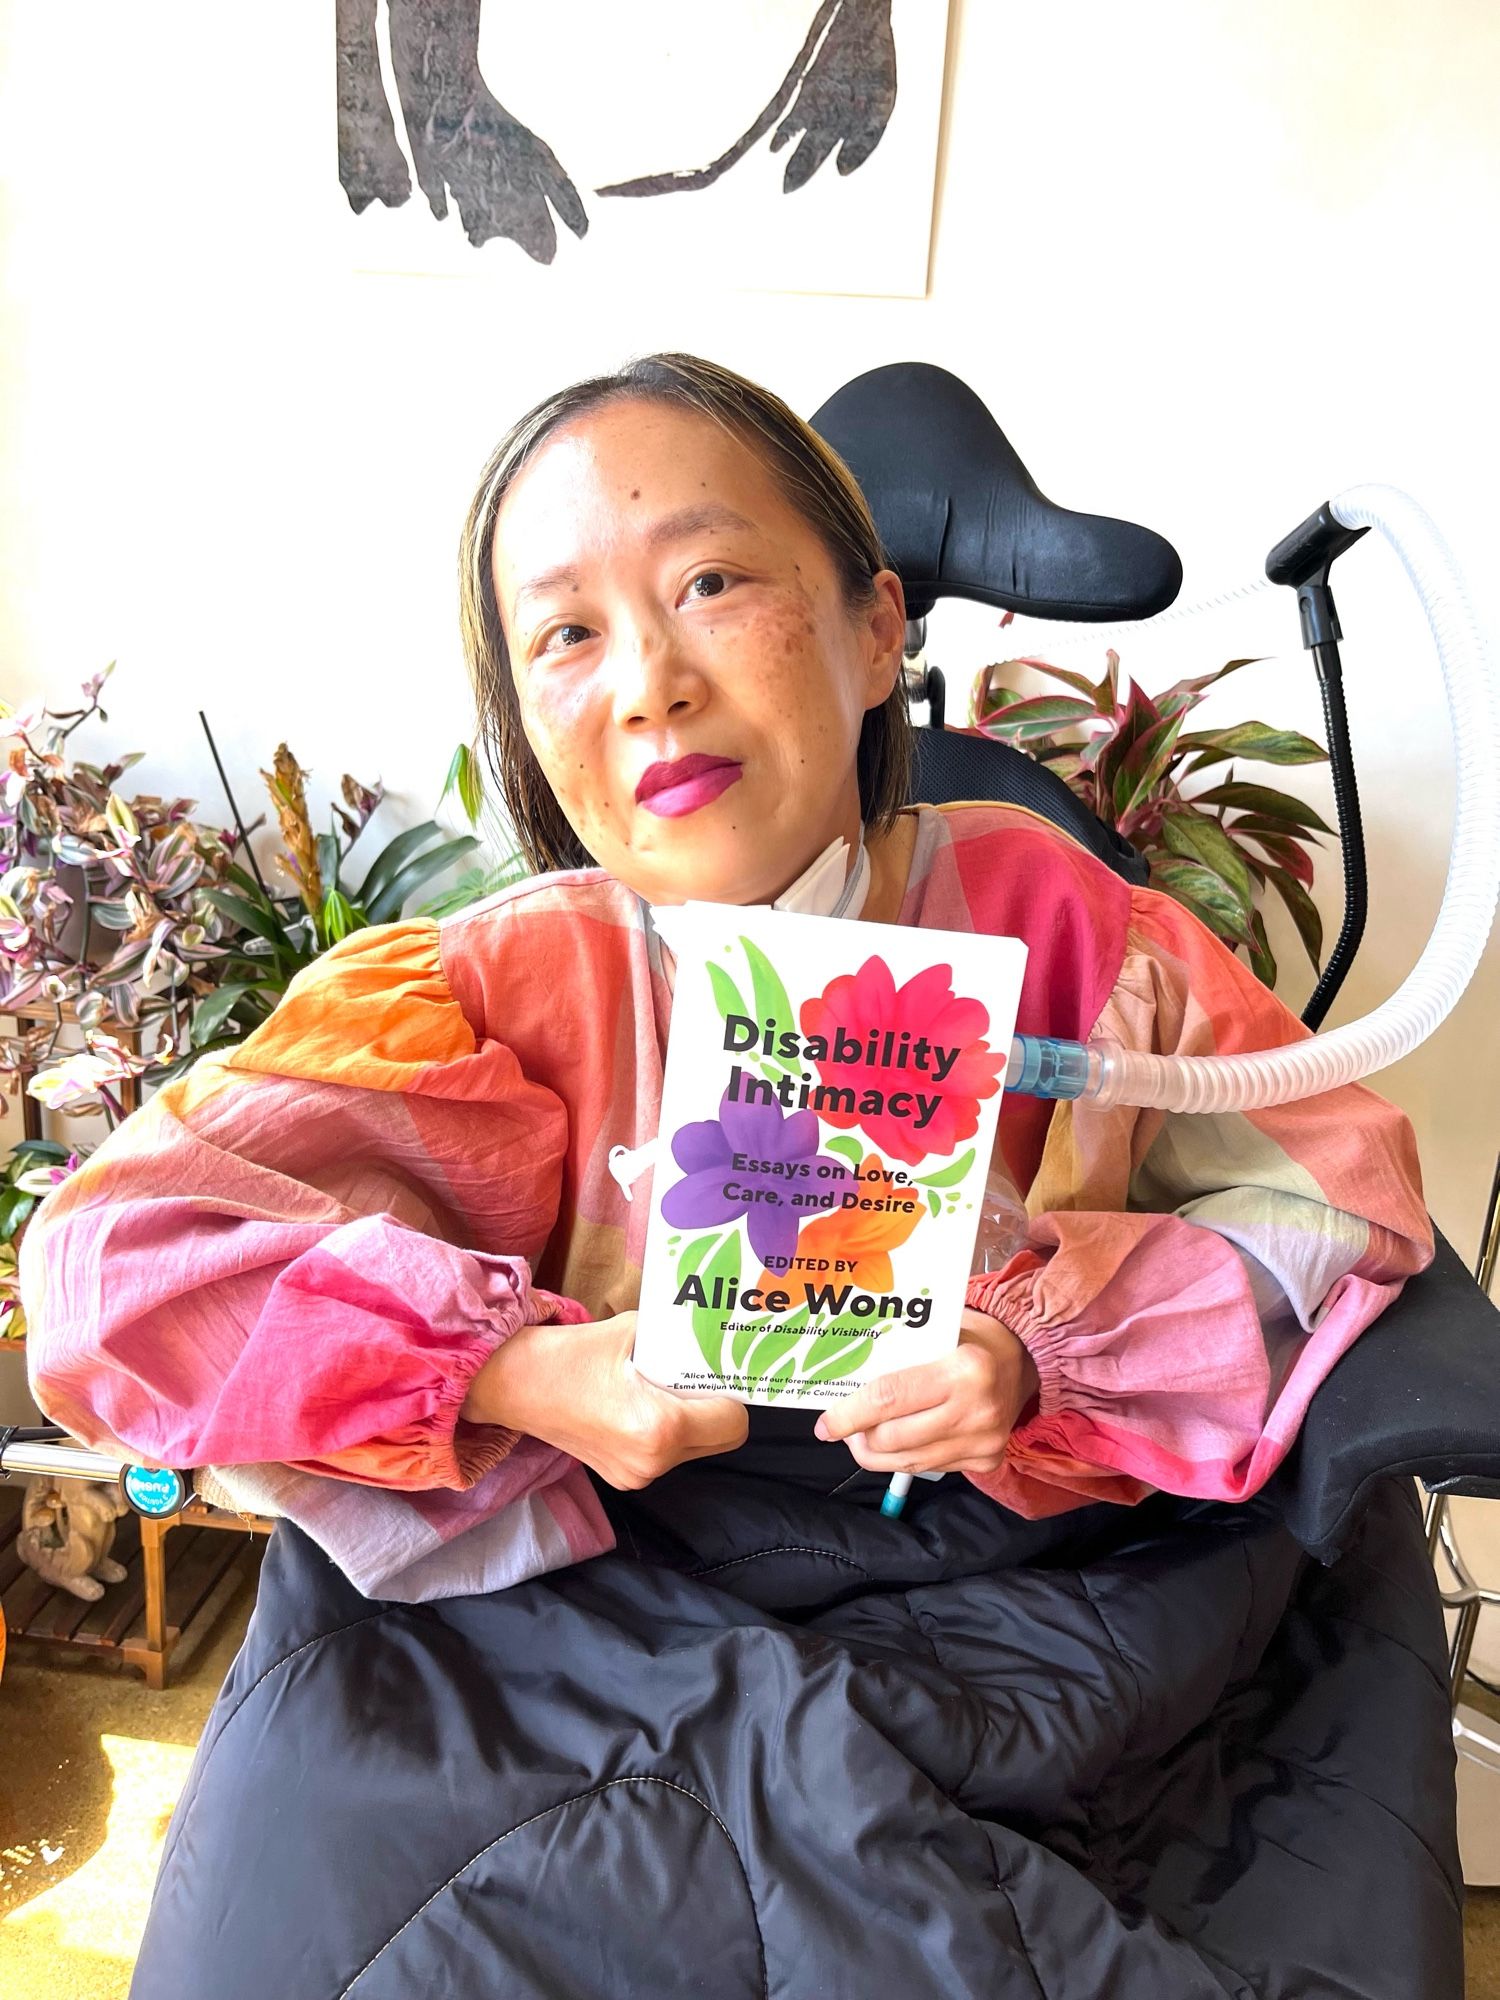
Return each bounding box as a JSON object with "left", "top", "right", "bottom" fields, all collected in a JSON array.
[
  {"left": 742, "top": 934, "right": 792, "bottom": 1033},
  {"left": 676, "top": 1231, "right": 722, "bottom": 1282},
  {"left": 799, "top": 1335, "right": 876, "bottom": 1386},
  {"left": 741, "top": 934, "right": 798, "bottom": 1081},
  {"left": 759, "top": 1355, "right": 803, "bottom": 1404},
  {"left": 927, "top": 1190, "right": 942, "bottom": 1218},
  {"left": 799, "top": 1323, "right": 876, "bottom": 1378},
  {"left": 677, "top": 1230, "right": 741, "bottom": 1377},
  {"left": 731, "top": 1308, "right": 773, "bottom": 1371},
  {"left": 913, "top": 1147, "right": 975, "bottom": 1189},
  {"left": 744, "top": 1308, "right": 810, "bottom": 1394},
  {"left": 707, "top": 962, "right": 748, "bottom": 1029}
]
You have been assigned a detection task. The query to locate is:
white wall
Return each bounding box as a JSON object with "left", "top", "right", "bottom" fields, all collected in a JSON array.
[{"left": 3, "top": 0, "right": 1499, "bottom": 1623}]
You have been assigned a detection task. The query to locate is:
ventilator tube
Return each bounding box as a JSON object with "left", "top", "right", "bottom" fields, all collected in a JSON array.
[{"left": 1003, "top": 484, "right": 1499, "bottom": 1112}]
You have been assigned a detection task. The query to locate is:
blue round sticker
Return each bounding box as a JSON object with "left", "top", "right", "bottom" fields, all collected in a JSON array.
[{"left": 121, "top": 1464, "right": 187, "bottom": 1517}]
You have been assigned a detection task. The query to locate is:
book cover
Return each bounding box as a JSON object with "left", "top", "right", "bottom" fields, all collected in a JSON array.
[{"left": 632, "top": 900, "right": 1028, "bottom": 1406}]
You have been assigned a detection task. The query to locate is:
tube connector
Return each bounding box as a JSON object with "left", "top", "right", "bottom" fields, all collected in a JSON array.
[{"left": 1004, "top": 1034, "right": 1114, "bottom": 1100}]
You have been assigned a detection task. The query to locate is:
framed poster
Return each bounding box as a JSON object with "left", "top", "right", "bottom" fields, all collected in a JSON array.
[{"left": 336, "top": 0, "right": 950, "bottom": 297}]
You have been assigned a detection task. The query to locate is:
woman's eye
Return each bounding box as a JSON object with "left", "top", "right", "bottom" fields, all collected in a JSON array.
[
  {"left": 540, "top": 620, "right": 588, "bottom": 652},
  {"left": 685, "top": 570, "right": 730, "bottom": 601}
]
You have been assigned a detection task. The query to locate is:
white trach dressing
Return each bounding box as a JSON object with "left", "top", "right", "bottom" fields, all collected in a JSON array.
[
  {"left": 604, "top": 1142, "right": 659, "bottom": 1201},
  {"left": 606, "top": 830, "right": 870, "bottom": 1201}
]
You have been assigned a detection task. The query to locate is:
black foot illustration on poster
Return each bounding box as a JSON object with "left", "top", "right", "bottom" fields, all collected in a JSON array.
[
  {"left": 336, "top": 0, "right": 897, "bottom": 263},
  {"left": 598, "top": 0, "right": 898, "bottom": 198},
  {"left": 338, "top": 0, "right": 586, "bottom": 258}
]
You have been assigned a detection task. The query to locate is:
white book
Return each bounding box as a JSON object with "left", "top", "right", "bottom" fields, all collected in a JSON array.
[{"left": 632, "top": 900, "right": 1028, "bottom": 1407}]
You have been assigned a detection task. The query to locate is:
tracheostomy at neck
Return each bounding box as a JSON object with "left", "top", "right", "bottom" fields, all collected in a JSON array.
[{"left": 611, "top": 828, "right": 869, "bottom": 1199}]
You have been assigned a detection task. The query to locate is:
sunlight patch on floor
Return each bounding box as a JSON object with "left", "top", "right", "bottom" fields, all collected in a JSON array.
[{"left": 0, "top": 1733, "right": 194, "bottom": 2000}]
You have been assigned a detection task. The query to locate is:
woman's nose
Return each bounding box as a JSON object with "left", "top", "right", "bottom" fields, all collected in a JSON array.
[{"left": 609, "top": 623, "right": 708, "bottom": 729}]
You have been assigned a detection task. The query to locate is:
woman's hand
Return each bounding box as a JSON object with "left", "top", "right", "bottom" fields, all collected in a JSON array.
[
  {"left": 812, "top": 1308, "right": 1040, "bottom": 1476},
  {"left": 461, "top": 1312, "right": 749, "bottom": 1491}
]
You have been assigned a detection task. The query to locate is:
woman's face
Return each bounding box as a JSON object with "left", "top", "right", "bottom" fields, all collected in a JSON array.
[{"left": 491, "top": 400, "right": 905, "bottom": 906}]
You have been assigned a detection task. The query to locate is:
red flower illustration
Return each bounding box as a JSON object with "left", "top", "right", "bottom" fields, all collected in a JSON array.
[{"left": 799, "top": 955, "right": 1003, "bottom": 1166}]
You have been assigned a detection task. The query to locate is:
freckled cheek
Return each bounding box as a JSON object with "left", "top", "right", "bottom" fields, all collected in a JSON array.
[
  {"left": 520, "top": 689, "right": 608, "bottom": 819},
  {"left": 753, "top": 605, "right": 851, "bottom": 694},
  {"left": 712, "top": 607, "right": 857, "bottom": 784},
  {"left": 722, "top": 605, "right": 821, "bottom": 695}
]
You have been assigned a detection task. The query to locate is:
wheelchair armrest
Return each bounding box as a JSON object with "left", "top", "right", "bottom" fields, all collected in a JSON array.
[{"left": 1268, "top": 1222, "right": 1500, "bottom": 1560}]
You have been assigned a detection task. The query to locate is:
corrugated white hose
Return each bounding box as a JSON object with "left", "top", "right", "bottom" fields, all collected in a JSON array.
[{"left": 1009, "top": 483, "right": 1500, "bottom": 1111}]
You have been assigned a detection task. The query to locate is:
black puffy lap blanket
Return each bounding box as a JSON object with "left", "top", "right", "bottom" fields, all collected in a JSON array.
[{"left": 132, "top": 1418, "right": 1463, "bottom": 1999}]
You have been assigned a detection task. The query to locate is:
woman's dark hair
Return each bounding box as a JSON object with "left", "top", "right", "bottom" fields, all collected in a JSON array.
[{"left": 458, "top": 351, "right": 912, "bottom": 875}]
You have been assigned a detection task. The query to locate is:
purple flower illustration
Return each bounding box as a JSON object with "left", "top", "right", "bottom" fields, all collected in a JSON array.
[{"left": 661, "top": 1089, "right": 852, "bottom": 1268}]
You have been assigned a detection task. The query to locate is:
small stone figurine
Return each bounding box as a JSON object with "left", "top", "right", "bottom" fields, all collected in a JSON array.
[{"left": 16, "top": 1476, "right": 131, "bottom": 1600}]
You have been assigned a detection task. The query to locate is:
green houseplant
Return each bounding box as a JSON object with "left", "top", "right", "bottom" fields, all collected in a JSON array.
[
  {"left": 0, "top": 669, "right": 526, "bottom": 1101},
  {"left": 0, "top": 1139, "right": 78, "bottom": 1341},
  {"left": 178, "top": 737, "right": 509, "bottom": 1068},
  {"left": 0, "top": 669, "right": 533, "bottom": 1333},
  {"left": 972, "top": 645, "right": 1332, "bottom": 992}
]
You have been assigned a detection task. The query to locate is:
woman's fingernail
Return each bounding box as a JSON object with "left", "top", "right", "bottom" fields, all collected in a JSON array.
[{"left": 813, "top": 1416, "right": 830, "bottom": 1440}]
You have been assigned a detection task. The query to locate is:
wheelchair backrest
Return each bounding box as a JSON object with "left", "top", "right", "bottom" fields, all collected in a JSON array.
[{"left": 810, "top": 361, "right": 1168, "bottom": 889}]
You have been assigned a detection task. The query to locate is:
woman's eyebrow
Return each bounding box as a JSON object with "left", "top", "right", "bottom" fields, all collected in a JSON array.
[
  {"left": 512, "top": 504, "right": 761, "bottom": 615},
  {"left": 642, "top": 502, "right": 761, "bottom": 550},
  {"left": 513, "top": 565, "right": 583, "bottom": 617}
]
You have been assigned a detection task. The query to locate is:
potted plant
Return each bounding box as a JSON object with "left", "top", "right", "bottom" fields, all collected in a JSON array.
[
  {"left": 972, "top": 642, "right": 1331, "bottom": 991},
  {"left": 0, "top": 668, "right": 534, "bottom": 1380},
  {"left": 174, "top": 735, "right": 519, "bottom": 1069},
  {"left": 1, "top": 665, "right": 241, "bottom": 1052},
  {"left": 0, "top": 1140, "right": 79, "bottom": 1356}
]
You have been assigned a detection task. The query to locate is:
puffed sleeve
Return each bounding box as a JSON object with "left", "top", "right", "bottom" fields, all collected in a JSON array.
[
  {"left": 964, "top": 883, "right": 1435, "bottom": 1519},
  {"left": 18, "top": 917, "right": 587, "bottom": 1494}
]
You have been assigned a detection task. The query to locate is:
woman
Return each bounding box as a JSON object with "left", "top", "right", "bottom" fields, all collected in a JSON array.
[{"left": 19, "top": 355, "right": 1456, "bottom": 1997}]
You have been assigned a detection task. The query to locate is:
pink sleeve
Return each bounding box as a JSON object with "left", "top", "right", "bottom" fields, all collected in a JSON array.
[
  {"left": 963, "top": 885, "right": 1434, "bottom": 1519},
  {"left": 19, "top": 919, "right": 584, "bottom": 1494}
]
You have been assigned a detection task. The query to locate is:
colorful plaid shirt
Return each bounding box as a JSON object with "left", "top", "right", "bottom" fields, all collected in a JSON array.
[{"left": 19, "top": 802, "right": 1433, "bottom": 1596}]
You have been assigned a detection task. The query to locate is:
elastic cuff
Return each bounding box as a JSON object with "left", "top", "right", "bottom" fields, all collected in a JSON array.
[
  {"left": 965, "top": 1271, "right": 1074, "bottom": 1420},
  {"left": 438, "top": 1279, "right": 592, "bottom": 1486},
  {"left": 426, "top": 1323, "right": 523, "bottom": 1487}
]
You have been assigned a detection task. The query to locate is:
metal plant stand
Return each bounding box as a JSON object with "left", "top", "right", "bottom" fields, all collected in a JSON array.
[{"left": 1426, "top": 1148, "right": 1500, "bottom": 1712}]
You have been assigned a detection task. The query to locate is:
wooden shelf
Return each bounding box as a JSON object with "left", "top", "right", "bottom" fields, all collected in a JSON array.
[
  {"left": 1, "top": 998, "right": 155, "bottom": 1142},
  {"left": 0, "top": 1481, "right": 274, "bottom": 1689}
]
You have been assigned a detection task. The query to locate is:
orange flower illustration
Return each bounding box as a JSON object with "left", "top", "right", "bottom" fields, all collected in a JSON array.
[{"left": 758, "top": 1151, "right": 925, "bottom": 1293}]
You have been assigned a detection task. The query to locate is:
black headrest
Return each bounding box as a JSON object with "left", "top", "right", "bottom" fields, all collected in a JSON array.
[{"left": 809, "top": 362, "right": 1183, "bottom": 623}]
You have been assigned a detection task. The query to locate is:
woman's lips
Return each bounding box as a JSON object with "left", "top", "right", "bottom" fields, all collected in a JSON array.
[{"left": 636, "top": 756, "right": 743, "bottom": 818}]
